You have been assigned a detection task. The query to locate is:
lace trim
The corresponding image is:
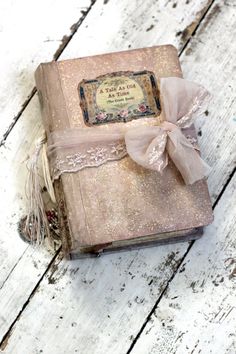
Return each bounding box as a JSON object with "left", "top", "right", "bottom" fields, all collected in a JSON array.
[{"left": 51, "top": 141, "right": 127, "bottom": 180}]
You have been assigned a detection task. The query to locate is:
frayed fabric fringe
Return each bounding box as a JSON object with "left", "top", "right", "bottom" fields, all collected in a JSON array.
[{"left": 25, "top": 132, "right": 56, "bottom": 246}]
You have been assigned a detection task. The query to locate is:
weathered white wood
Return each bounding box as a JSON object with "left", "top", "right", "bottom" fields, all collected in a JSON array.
[
  {"left": 180, "top": 0, "right": 236, "bottom": 202},
  {"left": 59, "top": 0, "right": 213, "bottom": 60},
  {"left": 0, "top": 0, "right": 213, "bottom": 293},
  {"left": 0, "top": 0, "right": 215, "bottom": 338},
  {"left": 130, "top": 1, "right": 236, "bottom": 353},
  {"left": 0, "top": 96, "right": 46, "bottom": 288},
  {"left": 131, "top": 160, "right": 236, "bottom": 354},
  {"left": 0, "top": 0, "right": 213, "bottom": 143},
  {"left": 0, "top": 0, "right": 235, "bottom": 352},
  {"left": 0, "top": 246, "right": 189, "bottom": 353},
  {"left": 0, "top": 95, "right": 58, "bottom": 339},
  {"left": 0, "top": 0, "right": 92, "bottom": 142}
]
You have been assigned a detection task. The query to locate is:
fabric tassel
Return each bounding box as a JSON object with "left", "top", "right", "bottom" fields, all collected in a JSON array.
[
  {"left": 42, "top": 142, "right": 56, "bottom": 204},
  {"left": 25, "top": 132, "right": 56, "bottom": 246}
]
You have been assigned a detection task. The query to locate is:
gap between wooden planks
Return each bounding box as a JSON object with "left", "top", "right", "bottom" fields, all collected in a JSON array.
[
  {"left": 0, "top": 0, "right": 235, "bottom": 353},
  {"left": 0, "top": 0, "right": 214, "bottom": 146},
  {"left": 0, "top": 0, "right": 95, "bottom": 145},
  {"left": 128, "top": 1, "right": 236, "bottom": 352},
  {"left": 130, "top": 173, "right": 236, "bottom": 354},
  {"left": 0, "top": 0, "right": 216, "bottom": 303}
]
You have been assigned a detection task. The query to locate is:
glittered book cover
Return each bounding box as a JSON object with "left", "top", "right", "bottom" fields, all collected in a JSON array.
[{"left": 35, "top": 45, "right": 213, "bottom": 258}]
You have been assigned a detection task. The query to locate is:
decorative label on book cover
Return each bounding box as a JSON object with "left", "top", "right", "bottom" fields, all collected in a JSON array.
[{"left": 78, "top": 71, "right": 161, "bottom": 125}]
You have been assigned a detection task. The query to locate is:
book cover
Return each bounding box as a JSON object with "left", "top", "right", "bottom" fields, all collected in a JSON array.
[{"left": 35, "top": 45, "right": 213, "bottom": 258}]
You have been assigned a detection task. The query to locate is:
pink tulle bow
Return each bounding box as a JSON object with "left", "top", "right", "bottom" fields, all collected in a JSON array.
[
  {"left": 48, "top": 77, "right": 210, "bottom": 185},
  {"left": 125, "top": 77, "right": 210, "bottom": 184}
]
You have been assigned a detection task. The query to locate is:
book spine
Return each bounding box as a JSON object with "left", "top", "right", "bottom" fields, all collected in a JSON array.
[
  {"left": 35, "top": 62, "right": 70, "bottom": 133},
  {"left": 35, "top": 63, "right": 72, "bottom": 256}
]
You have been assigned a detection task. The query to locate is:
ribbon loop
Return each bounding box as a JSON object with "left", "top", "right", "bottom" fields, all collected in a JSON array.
[{"left": 124, "top": 77, "right": 210, "bottom": 183}]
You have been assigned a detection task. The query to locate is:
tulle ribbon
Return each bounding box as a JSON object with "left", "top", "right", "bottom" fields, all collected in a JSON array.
[{"left": 48, "top": 77, "right": 210, "bottom": 185}]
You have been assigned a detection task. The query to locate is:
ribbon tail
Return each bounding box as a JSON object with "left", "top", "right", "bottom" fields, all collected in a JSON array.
[
  {"left": 166, "top": 129, "right": 210, "bottom": 185},
  {"left": 166, "top": 129, "right": 210, "bottom": 184},
  {"left": 125, "top": 126, "right": 168, "bottom": 173}
]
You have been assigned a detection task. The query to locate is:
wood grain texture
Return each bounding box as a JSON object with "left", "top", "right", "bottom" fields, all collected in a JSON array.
[
  {"left": 0, "top": 0, "right": 213, "bottom": 317},
  {"left": 58, "top": 0, "right": 213, "bottom": 61},
  {"left": 0, "top": 0, "right": 211, "bottom": 293},
  {"left": 0, "top": 0, "right": 92, "bottom": 143},
  {"left": 0, "top": 0, "right": 235, "bottom": 353},
  {"left": 0, "top": 246, "right": 189, "bottom": 353},
  {"left": 131, "top": 159, "right": 236, "bottom": 354},
  {"left": 0, "top": 0, "right": 213, "bottom": 144},
  {"left": 0, "top": 94, "right": 58, "bottom": 338},
  {"left": 129, "top": 1, "right": 236, "bottom": 352},
  {"left": 180, "top": 0, "right": 236, "bottom": 202}
]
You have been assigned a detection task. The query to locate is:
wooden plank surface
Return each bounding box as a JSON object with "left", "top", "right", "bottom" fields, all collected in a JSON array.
[
  {"left": 0, "top": 0, "right": 92, "bottom": 143},
  {"left": 0, "top": 0, "right": 212, "bottom": 144},
  {"left": 0, "top": 94, "right": 58, "bottom": 339},
  {"left": 180, "top": 0, "right": 236, "bottom": 201},
  {"left": 58, "top": 0, "right": 213, "bottom": 59},
  {"left": 0, "top": 0, "right": 215, "bottom": 342},
  {"left": 0, "top": 0, "right": 235, "bottom": 353},
  {"left": 129, "top": 1, "right": 236, "bottom": 352},
  {"left": 130, "top": 160, "right": 236, "bottom": 354}
]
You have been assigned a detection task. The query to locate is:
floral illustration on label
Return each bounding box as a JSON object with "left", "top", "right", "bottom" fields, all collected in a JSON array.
[{"left": 78, "top": 71, "right": 161, "bottom": 125}]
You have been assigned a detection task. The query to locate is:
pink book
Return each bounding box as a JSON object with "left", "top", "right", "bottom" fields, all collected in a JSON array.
[{"left": 35, "top": 45, "right": 213, "bottom": 258}]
